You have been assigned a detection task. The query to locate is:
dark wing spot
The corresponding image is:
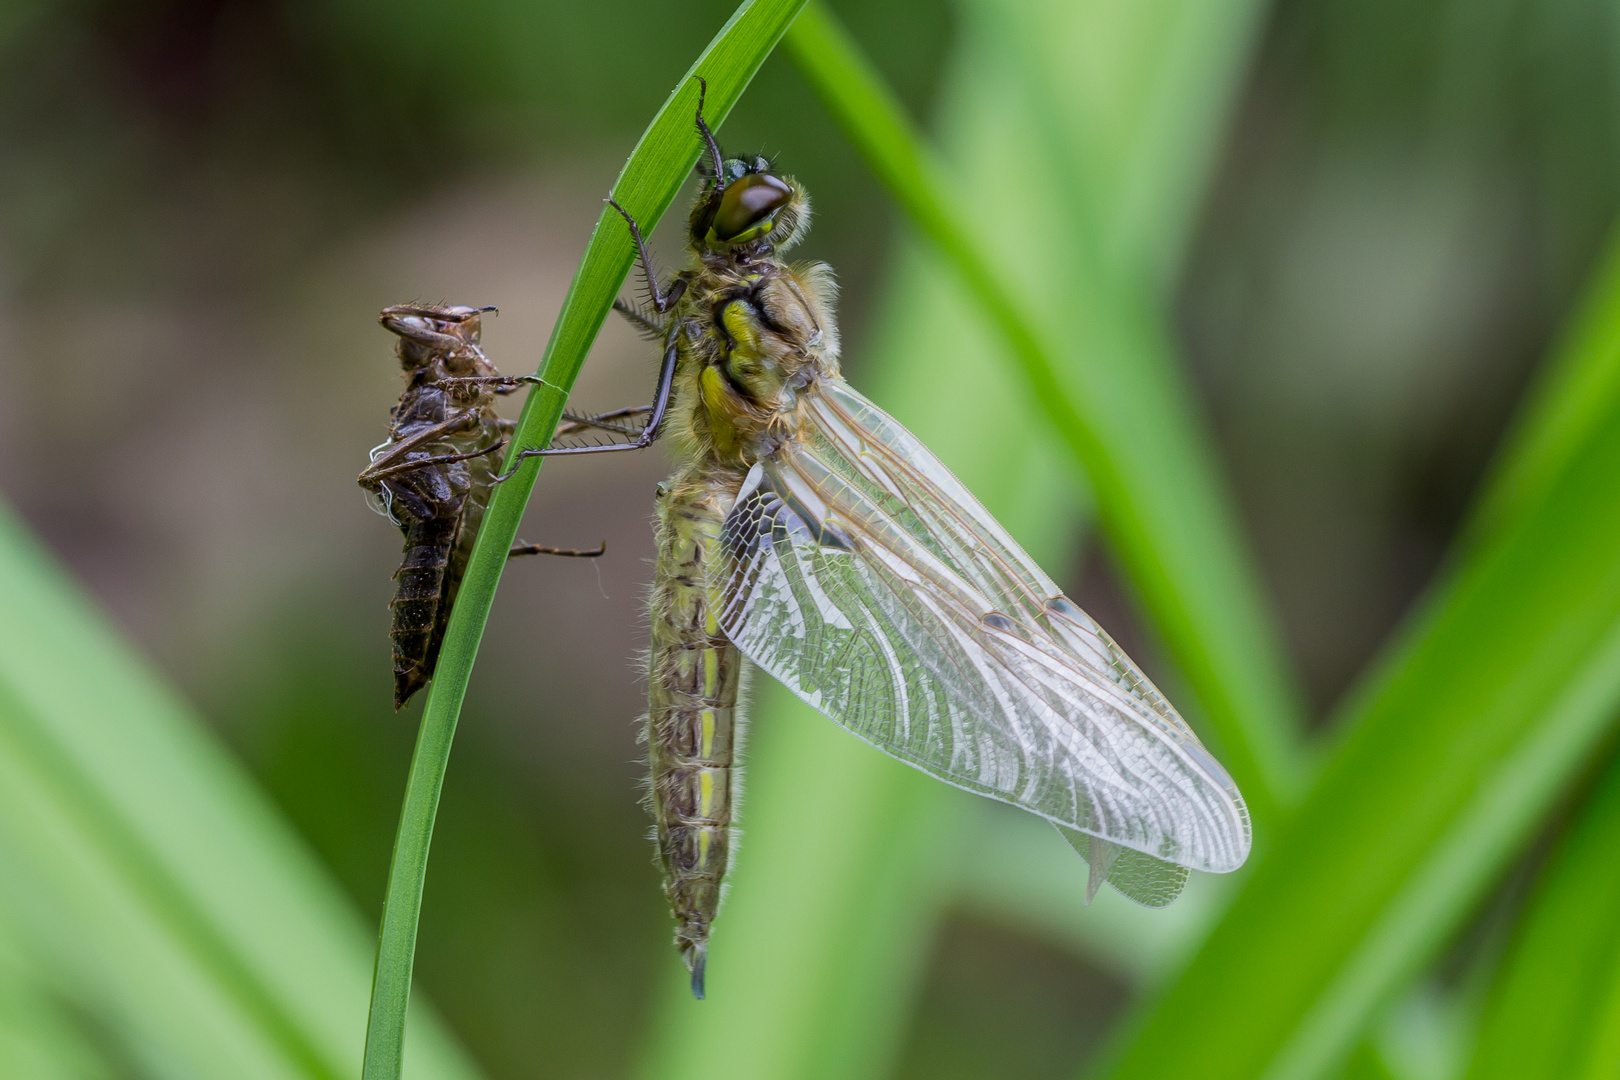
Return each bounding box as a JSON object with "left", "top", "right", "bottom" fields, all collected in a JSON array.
[
  {"left": 982, "top": 612, "right": 1016, "bottom": 633},
  {"left": 819, "top": 520, "right": 857, "bottom": 552},
  {"left": 1046, "top": 596, "right": 1082, "bottom": 620}
]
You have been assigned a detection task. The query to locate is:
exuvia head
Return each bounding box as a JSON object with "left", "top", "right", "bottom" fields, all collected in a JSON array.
[
  {"left": 379, "top": 304, "right": 495, "bottom": 370},
  {"left": 686, "top": 78, "right": 808, "bottom": 256}
]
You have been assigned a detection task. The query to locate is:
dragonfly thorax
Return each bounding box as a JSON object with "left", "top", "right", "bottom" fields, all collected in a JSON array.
[
  {"left": 381, "top": 306, "right": 502, "bottom": 409},
  {"left": 675, "top": 259, "right": 840, "bottom": 467}
]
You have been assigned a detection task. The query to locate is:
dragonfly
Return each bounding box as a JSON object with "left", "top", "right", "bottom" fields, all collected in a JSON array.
[
  {"left": 501, "top": 80, "right": 1252, "bottom": 998},
  {"left": 359, "top": 304, "right": 612, "bottom": 709}
]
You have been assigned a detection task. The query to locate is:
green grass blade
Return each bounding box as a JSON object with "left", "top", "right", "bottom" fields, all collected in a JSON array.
[
  {"left": 0, "top": 909, "right": 119, "bottom": 1079},
  {"left": 786, "top": 0, "right": 1303, "bottom": 821},
  {"left": 0, "top": 501, "right": 481, "bottom": 1079},
  {"left": 358, "top": 2, "right": 808, "bottom": 1076},
  {"left": 1465, "top": 223, "right": 1620, "bottom": 545},
  {"left": 953, "top": 808, "right": 1235, "bottom": 986},
  {"left": 1461, "top": 750, "right": 1620, "bottom": 1080},
  {"left": 1098, "top": 226, "right": 1620, "bottom": 1080}
]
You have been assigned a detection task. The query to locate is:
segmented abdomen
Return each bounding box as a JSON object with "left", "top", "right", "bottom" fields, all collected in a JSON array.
[
  {"left": 647, "top": 465, "right": 746, "bottom": 999},
  {"left": 390, "top": 503, "right": 463, "bottom": 709}
]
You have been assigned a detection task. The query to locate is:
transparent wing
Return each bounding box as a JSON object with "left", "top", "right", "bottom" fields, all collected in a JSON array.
[
  {"left": 1056, "top": 826, "right": 1190, "bottom": 908},
  {"left": 712, "top": 378, "right": 1251, "bottom": 885}
]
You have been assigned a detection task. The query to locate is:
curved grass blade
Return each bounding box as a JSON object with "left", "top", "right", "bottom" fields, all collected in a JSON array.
[
  {"left": 359, "top": 3, "right": 808, "bottom": 1077},
  {"left": 785, "top": 0, "right": 1303, "bottom": 823},
  {"left": 1461, "top": 748, "right": 1620, "bottom": 1080},
  {"left": 0, "top": 501, "right": 482, "bottom": 1080},
  {"left": 1097, "top": 223, "right": 1620, "bottom": 1080},
  {"left": 1465, "top": 224, "right": 1620, "bottom": 546}
]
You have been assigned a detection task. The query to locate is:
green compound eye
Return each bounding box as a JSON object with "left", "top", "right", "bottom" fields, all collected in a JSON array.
[{"left": 710, "top": 173, "right": 792, "bottom": 242}]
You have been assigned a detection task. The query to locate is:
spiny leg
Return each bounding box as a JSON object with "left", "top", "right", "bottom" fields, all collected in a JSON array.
[
  {"left": 494, "top": 335, "right": 678, "bottom": 475},
  {"left": 495, "top": 407, "right": 651, "bottom": 439},
  {"left": 557, "top": 404, "right": 653, "bottom": 438},
  {"left": 361, "top": 439, "right": 506, "bottom": 486},
  {"left": 613, "top": 298, "right": 666, "bottom": 340},
  {"left": 605, "top": 199, "right": 687, "bottom": 316},
  {"left": 359, "top": 410, "right": 482, "bottom": 487},
  {"left": 509, "top": 540, "right": 606, "bottom": 558}
]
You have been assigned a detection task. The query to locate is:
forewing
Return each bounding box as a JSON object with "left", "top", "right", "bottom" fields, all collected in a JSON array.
[{"left": 713, "top": 379, "right": 1250, "bottom": 875}]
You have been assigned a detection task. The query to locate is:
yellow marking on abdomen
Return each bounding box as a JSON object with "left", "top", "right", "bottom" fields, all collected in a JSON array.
[
  {"left": 702, "top": 648, "right": 720, "bottom": 697},
  {"left": 700, "top": 709, "right": 716, "bottom": 759}
]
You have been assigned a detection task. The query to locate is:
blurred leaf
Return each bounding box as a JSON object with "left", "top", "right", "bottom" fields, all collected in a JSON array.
[
  {"left": 1335, "top": 1043, "right": 1403, "bottom": 1080},
  {"left": 0, "top": 914, "right": 113, "bottom": 1080},
  {"left": 361, "top": 1, "right": 809, "bottom": 1075},
  {"left": 1462, "top": 748, "right": 1620, "bottom": 1080},
  {"left": 1467, "top": 223, "right": 1620, "bottom": 545},
  {"left": 953, "top": 808, "right": 1234, "bottom": 986},
  {"left": 1361, "top": 982, "right": 1474, "bottom": 1080},
  {"left": 787, "top": 0, "right": 1302, "bottom": 820},
  {"left": 0, "top": 501, "right": 481, "bottom": 1080},
  {"left": 1099, "top": 224, "right": 1620, "bottom": 1080}
]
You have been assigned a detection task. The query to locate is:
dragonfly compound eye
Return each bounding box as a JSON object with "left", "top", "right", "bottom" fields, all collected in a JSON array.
[{"left": 711, "top": 173, "right": 793, "bottom": 242}]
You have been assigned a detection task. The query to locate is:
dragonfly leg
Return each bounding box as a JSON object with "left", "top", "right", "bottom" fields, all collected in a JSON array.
[
  {"left": 383, "top": 303, "right": 497, "bottom": 321},
  {"left": 693, "top": 76, "right": 725, "bottom": 181},
  {"left": 358, "top": 410, "right": 482, "bottom": 487},
  {"left": 493, "top": 336, "right": 678, "bottom": 477},
  {"left": 605, "top": 199, "right": 688, "bottom": 316},
  {"left": 509, "top": 539, "right": 606, "bottom": 558},
  {"left": 613, "top": 297, "right": 666, "bottom": 340},
  {"left": 557, "top": 404, "right": 653, "bottom": 438},
  {"left": 362, "top": 439, "right": 507, "bottom": 485},
  {"left": 431, "top": 373, "right": 552, "bottom": 396}
]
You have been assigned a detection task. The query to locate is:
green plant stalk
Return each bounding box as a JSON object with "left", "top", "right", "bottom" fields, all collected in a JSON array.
[
  {"left": 785, "top": 0, "right": 1302, "bottom": 822},
  {"left": 1097, "top": 220, "right": 1620, "bottom": 1080},
  {"left": 358, "top": 3, "right": 807, "bottom": 1076},
  {"left": 1465, "top": 220, "right": 1620, "bottom": 546},
  {"left": 1463, "top": 744, "right": 1620, "bottom": 1080}
]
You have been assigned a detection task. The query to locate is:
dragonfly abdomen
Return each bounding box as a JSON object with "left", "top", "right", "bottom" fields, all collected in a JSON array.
[
  {"left": 389, "top": 502, "right": 464, "bottom": 709},
  {"left": 647, "top": 466, "right": 746, "bottom": 999}
]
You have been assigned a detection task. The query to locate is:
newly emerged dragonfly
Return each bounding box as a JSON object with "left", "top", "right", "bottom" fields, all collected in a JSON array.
[
  {"left": 359, "top": 304, "right": 609, "bottom": 709},
  {"left": 504, "top": 82, "right": 1251, "bottom": 998}
]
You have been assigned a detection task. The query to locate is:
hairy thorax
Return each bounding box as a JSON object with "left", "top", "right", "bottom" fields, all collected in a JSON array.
[{"left": 670, "top": 255, "right": 840, "bottom": 469}]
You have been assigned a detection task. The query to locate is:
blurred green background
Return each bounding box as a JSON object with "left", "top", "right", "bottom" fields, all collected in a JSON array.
[{"left": 2, "top": 0, "right": 1620, "bottom": 1078}]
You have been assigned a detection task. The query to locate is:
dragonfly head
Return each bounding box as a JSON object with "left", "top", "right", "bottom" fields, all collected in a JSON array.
[
  {"left": 379, "top": 304, "right": 494, "bottom": 373},
  {"left": 690, "top": 155, "right": 809, "bottom": 256}
]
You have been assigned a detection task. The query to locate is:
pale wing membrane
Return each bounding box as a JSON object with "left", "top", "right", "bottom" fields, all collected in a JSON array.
[
  {"left": 1056, "top": 827, "right": 1190, "bottom": 908},
  {"left": 713, "top": 379, "right": 1250, "bottom": 897}
]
